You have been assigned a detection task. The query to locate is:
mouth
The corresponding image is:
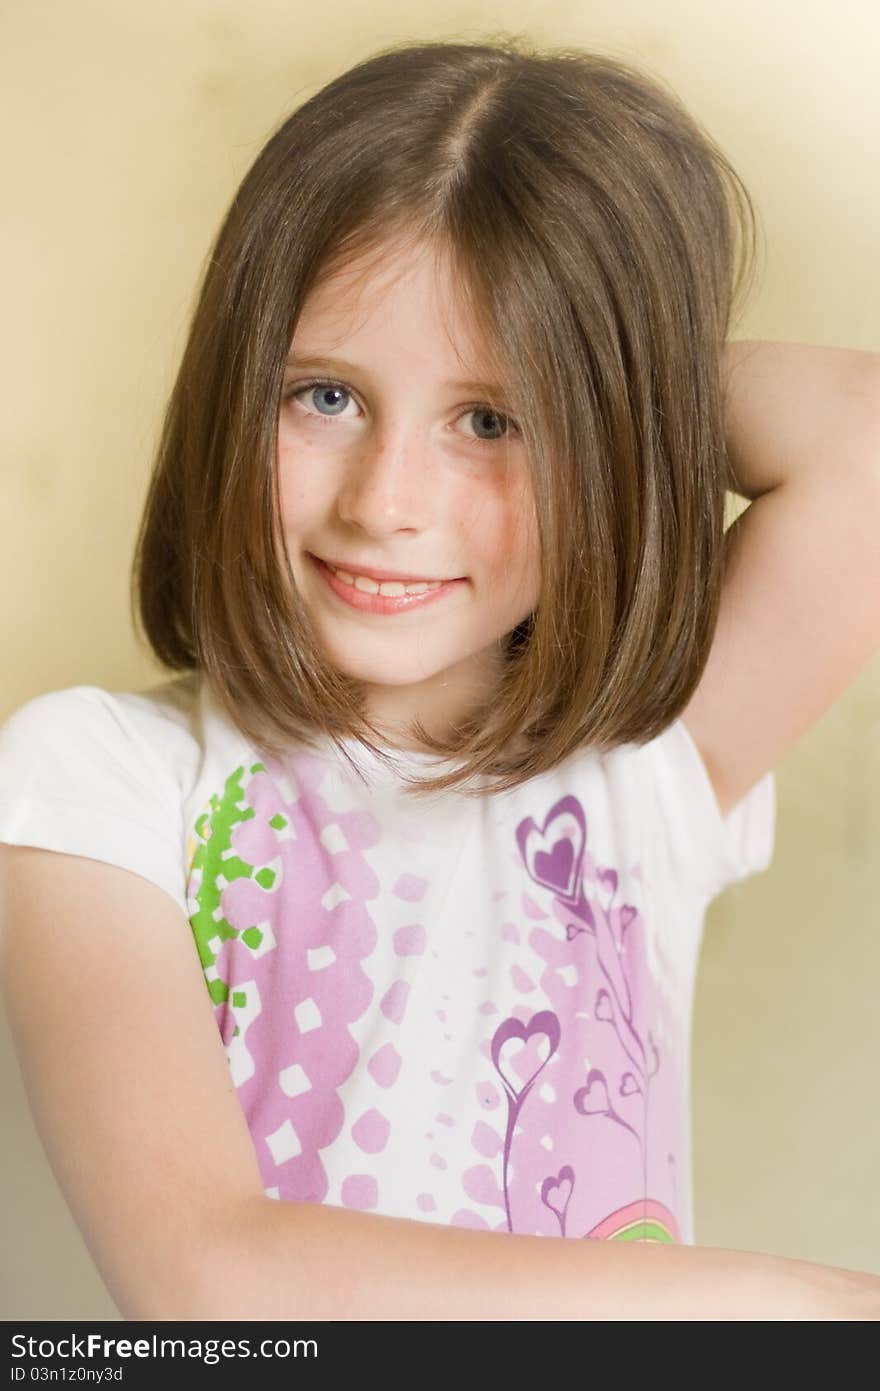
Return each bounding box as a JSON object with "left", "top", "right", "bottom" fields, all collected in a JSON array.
[
  {"left": 308, "top": 553, "right": 468, "bottom": 615},
  {"left": 316, "top": 555, "right": 464, "bottom": 586}
]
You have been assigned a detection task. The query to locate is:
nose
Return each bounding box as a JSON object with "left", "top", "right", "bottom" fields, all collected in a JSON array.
[{"left": 336, "top": 426, "right": 433, "bottom": 535}]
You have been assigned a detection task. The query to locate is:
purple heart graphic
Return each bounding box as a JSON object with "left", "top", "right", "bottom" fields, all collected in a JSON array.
[
  {"left": 491, "top": 1010, "right": 561, "bottom": 1101},
  {"left": 541, "top": 1164, "right": 575, "bottom": 1220},
  {"left": 595, "top": 988, "right": 613, "bottom": 1022},
  {"left": 516, "top": 796, "right": 586, "bottom": 900},
  {"left": 565, "top": 922, "right": 586, "bottom": 941},
  {"left": 573, "top": 1068, "right": 610, "bottom": 1117},
  {"left": 620, "top": 1072, "right": 641, "bottom": 1097},
  {"left": 536, "top": 839, "right": 573, "bottom": 893},
  {"left": 619, "top": 904, "right": 637, "bottom": 935}
]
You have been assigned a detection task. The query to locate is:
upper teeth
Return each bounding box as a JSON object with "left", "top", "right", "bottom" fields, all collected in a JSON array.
[{"left": 327, "top": 563, "right": 445, "bottom": 597}]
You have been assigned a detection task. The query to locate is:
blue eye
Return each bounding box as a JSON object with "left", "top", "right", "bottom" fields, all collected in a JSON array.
[
  {"left": 284, "top": 377, "right": 521, "bottom": 449},
  {"left": 290, "top": 380, "right": 354, "bottom": 417},
  {"left": 468, "top": 405, "right": 519, "bottom": 445}
]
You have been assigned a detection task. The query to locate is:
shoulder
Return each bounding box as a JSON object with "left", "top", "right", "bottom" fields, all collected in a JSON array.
[
  {"left": 633, "top": 716, "right": 777, "bottom": 901},
  {"left": 2, "top": 677, "right": 194, "bottom": 729},
  {"left": 0, "top": 676, "right": 204, "bottom": 917},
  {"left": 0, "top": 675, "right": 206, "bottom": 828}
]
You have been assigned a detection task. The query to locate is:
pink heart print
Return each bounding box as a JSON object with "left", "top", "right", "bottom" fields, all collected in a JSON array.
[
  {"left": 541, "top": 1164, "right": 575, "bottom": 1221},
  {"left": 516, "top": 795, "right": 586, "bottom": 902},
  {"left": 573, "top": 1068, "right": 611, "bottom": 1117},
  {"left": 594, "top": 988, "right": 614, "bottom": 1022},
  {"left": 491, "top": 1009, "right": 562, "bottom": 1102}
]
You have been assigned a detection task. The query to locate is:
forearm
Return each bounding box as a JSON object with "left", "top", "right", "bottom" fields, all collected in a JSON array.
[
  {"left": 188, "top": 1195, "right": 879, "bottom": 1321},
  {"left": 722, "top": 340, "right": 880, "bottom": 500}
]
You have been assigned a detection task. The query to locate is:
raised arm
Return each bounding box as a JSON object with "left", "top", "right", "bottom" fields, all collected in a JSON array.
[
  {"left": 682, "top": 341, "right": 880, "bottom": 819},
  {"left": 721, "top": 340, "right": 880, "bottom": 500},
  {"left": 2, "top": 844, "right": 877, "bottom": 1321}
]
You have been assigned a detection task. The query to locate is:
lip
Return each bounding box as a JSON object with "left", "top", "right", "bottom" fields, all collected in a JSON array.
[
  {"left": 316, "top": 555, "right": 463, "bottom": 584},
  {"left": 308, "top": 553, "right": 467, "bottom": 615}
]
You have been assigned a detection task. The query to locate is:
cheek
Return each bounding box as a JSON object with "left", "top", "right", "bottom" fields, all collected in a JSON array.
[
  {"left": 474, "top": 475, "right": 541, "bottom": 610},
  {"left": 499, "top": 476, "right": 541, "bottom": 571},
  {"left": 276, "top": 439, "right": 325, "bottom": 532}
]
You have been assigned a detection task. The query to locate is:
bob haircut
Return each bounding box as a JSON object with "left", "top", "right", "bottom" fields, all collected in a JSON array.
[{"left": 131, "top": 33, "right": 760, "bottom": 801}]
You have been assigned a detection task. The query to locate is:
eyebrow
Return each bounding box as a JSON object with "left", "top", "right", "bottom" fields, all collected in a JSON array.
[{"left": 284, "top": 352, "right": 509, "bottom": 398}]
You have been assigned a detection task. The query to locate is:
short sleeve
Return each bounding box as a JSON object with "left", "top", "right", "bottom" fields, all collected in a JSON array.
[
  {"left": 643, "top": 716, "right": 777, "bottom": 903},
  {"left": 0, "top": 686, "right": 188, "bottom": 916}
]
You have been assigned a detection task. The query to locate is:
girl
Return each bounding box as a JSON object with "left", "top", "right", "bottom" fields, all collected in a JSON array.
[{"left": 1, "top": 36, "right": 878, "bottom": 1321}]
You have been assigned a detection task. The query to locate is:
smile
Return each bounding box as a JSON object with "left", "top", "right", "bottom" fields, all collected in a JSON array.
[{"left": 308, "top": 553, "right": 467, "bottom": 615}]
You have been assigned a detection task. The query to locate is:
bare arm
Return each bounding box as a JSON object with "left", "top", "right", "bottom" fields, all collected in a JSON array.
[
  {"left": 682, "top": 341, "right": 880, "bottom": 816},
  {"left": 722, "top": 339, "right": 880, "bottom": 499},
  {"left": 204, "top": 1192, "right": 879, "bottom": 1322},
  {"left": 2, "top": 846, "right": 876, "bottom": 1323}
]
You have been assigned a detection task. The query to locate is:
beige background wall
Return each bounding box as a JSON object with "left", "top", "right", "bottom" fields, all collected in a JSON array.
[{"left": 2, "top": 0, "right": 878, "bottom": 1318}]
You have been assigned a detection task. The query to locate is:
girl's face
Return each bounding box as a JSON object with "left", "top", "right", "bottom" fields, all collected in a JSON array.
[{"left": 277, "top": 235, "right": 541, "bottom": 750}]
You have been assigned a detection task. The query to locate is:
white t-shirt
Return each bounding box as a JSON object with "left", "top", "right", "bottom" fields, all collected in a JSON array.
[{"left": 0, "top": 674, "right": 775, "bottom": 1245}]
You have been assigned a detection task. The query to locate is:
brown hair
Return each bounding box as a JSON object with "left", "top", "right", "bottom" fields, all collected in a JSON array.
[{"left": 131, "top": 33, "right": 760, "bottom": 800}]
